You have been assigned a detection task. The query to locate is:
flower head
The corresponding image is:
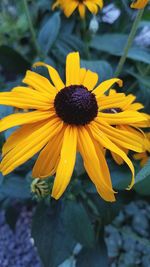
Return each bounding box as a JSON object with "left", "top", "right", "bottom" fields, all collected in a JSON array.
[
  {"left": 131, "top": 0, "right": 149, "bottom": 9},
  {"left": 0, "top": 52, "right": 149, "bottom": 201},
  {"left": 52, "top": 0, "right": 103, "bottom": 18},
  {"left": 100, "top": 89, "right": 150, "bottom": 165}
]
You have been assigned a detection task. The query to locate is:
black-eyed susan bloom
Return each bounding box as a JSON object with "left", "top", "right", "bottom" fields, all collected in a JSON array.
[
  {"left": 131, "top": 0, "right": 149, "bottom": 9},
  {"left": 0, "top": 52, "right": 149, "bottom": 201},
  {"left": 100, "top": 89, "right": 150, "bottom": 165},
  {"left": 52, "top": 0, "right": 103, "bottom": 18}
]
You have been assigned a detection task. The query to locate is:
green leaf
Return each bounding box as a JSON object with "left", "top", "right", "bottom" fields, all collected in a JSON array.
[
  {"left": 134, "top": 159, "right": 150, "bottom": 196},
  {"left": 32, "top": 202, "right": 75, "bottom": 267},
  {"left": 0, "top": 45, "right": 30, "bottom": 74},
  {"left": 63, "top": 201, "right": 95, "bottom": 247},
  {"left": 5, "top": 206, "right": 19, "bottom": 231},
  {"left": 76, "top": 229, "right": 108, "bottom": 267},
  {"left": 108, "top": 159, "right": 131, "bottom": 190},
  {"left": 81, "top": 60, "right": 113, "bottom": 82},
  {"left": 38, "top": 12, "right": 61, "bottom": 54},
  {"left": 0, "top": 175, "right": 30, "bottom": 200},
  {"left": 90, "top": 34, "right": 150, "bottom": 64}
]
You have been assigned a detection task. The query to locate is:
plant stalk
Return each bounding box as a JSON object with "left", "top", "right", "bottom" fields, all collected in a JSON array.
[
  {"left": 22, "top": 0, "right": 42, "bottom": 58},
  {"left": 114, "top": 8, "right": 144, "bottom": 77}
]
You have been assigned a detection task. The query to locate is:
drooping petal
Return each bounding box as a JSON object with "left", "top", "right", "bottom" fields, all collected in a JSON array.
[
  {"left": 0, "top": 118, "right": 63, "bottom": 175},
  {"left": 95, "top": 119, "right": 145, "bottom": 152},
  {"left": 23, "top": 70, "right": 56, "bottom": 96},
  {"left": 52, "top": 126, "right": 77, "bottom": 199},
  {"left": 32, "top": 127, "right": 65, "bottom": 178},
  {"left": 66, "top": 52, "right": 80, "bottom": 86},
  {"left": 0, "top": 110, "right": 54, "bottom": 133},
  {"left": 33, "top": 62, "right": 65, "bottom": 91},
  {"left": 77, "top": 127, "right": 116, "bottom": 202},
  {"left": 89, "top": 122, "right": 135, "bottom": 189},
  {"left": 93, "top": 78, "right": 123, "bottom": 98}
]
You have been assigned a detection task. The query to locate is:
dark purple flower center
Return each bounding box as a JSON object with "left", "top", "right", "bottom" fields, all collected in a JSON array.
[{"left": 54, "top": 85, "right": 98, "bottom": 125}]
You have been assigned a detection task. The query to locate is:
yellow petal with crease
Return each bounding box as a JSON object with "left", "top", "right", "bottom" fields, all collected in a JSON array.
[
  {"left": 83, "top": 70, "right": 98, "bottom": 90},
  {"left": 93, "top": 78, "right": 123, "bottom": 98},
  {"left": 66, "top": 52, "right": 80, "bottom": 86},
  {"left": 52, "top": 126, "right": 77, "bottom": 199},
  {"left": 23, "top": 70, "right": 56, "bottom": 96},
  {"left": 78, "top": 127, "right": 115, "bottom": 202},
  {"left": 32, "top": 128, "right": 65, "bottom": 178},
  {"left": 33, "top": 62, "right": 65, "bottom": 91},
  {"left": 0, "top": 118, "right": 63, "bottom": 175},
  {"left": 0, "top": 110, "right": 54, "bottom": 133},
  {"left": 89, "top": 123, "right": 135, "bottom": 189}
]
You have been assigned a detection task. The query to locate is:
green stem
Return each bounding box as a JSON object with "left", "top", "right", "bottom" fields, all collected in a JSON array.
[
  {"left": 82, "top": 19, "right": 90, "bottom": 60},
  {"left": 114, "top": 8, "right": 144, "bottom": 77},
  {"left": 22, "top": 0, "right": 43, "bottom": 58}
]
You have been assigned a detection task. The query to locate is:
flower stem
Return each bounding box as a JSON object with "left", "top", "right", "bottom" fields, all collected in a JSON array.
[
  {"left": 114, "top": 8, "right": 144, "bottom": 77},
  {"left": 22, "top": 0, "right": 43, "bottom": 58}
]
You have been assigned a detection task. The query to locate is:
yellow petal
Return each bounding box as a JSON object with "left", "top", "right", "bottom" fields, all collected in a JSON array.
[
  {"left": 63, "top": 2, "right": 78, "bottom": 17},
  {"left": 23, "top": 70, "right": 56, "bottom": 96},
  {"left": 33, "top": 62, "right": 65, "bottom": 91},
  {"left": 0, "top": 110, "right": 54, "bottom": 133},
  {"left": 85, "top": 2, "right": 98, "bottom": 14},
  {"left": 78, "top": 127, "right": 115, "bottom": 202},
  {"left": 66, "top": 52, "right": 80, "bottom": 86},
  {"left": 52, "top": 126, "right": 77, "bottom": 199},
  {"left": 83, "top": 70, "right": 98, "bottom": 90},
  {"left": 89, "top": 122, "right": 135, "bottom": 189},
  {"left": 131, "top": 0, "right": 149, "bottom": 9},
  {"left": 99, "top": 111, "right": 148, "bottom": 125},
  {"left": 79, "top": 68, "right": 87, "bottom": 84},
  {"left": 96, "top": 119, "right": 145, "bottom": 152},
  {"left": 78, "top": 4, "right": 86, "bottom": 18},
  {"left": 0, "top": 88, "right": 51, "bottom": 110},
  {"left": 1, "top": 118, "right": 63, "bottom": 175},
  {"left": 93, "top": 78, "right": 123, "bottom": 98},
  {"left": 32, "top": 128, "right": 65, "bottom": 178}
]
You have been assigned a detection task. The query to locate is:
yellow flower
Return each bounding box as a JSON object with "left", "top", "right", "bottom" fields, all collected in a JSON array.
[
  {"left": 100, "top": 89, "right": 150, "bottom": 165},
  {"left": 134, "top": 133, "right": 150, "bottom": 166},
  {"left": 52, "top": 0, "right": 103, "bottom": 18},
  {"left": 131, "top": 0, "right": 149, "bottom": 9},
  {"left": 0, "top": 52, "right": 148, "bottom": 201}
]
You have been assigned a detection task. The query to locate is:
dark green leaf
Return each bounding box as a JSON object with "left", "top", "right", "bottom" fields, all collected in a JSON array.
[
  {"left": 134, "top": 159, "right": 150, "bottom": 195},
  {"left": 5, "top": 206, "right": 19, "bottom": 231},
  {"left": 38, "top": 12, "right": 61, "bottom": 54},
  {"left": 91, "top": 34, "right": 150, "bottom": 64},
  {"left": 76, "top": 229, "right": 108, "bottom": 267},
  {"left": 0, "top": 45, "right": 30, "bottom": 74},
  {"left": 0, "top": 175, "right": 30, "bottom": 200},
  {"left": 64, "top": 201, "right": 95, "bottom": 247},
  {"left": 32, "top": 202, "right": 75, "bottom": 267}
]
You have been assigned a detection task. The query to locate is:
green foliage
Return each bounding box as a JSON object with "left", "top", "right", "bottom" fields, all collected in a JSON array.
[
  {"left": 134, "top": 159, "right": 150, "bottom": 195},
  {"left": 32, "top": 201, "right": 76, "bottom": 267}
]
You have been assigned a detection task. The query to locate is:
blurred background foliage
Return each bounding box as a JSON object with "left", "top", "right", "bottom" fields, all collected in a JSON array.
[{"left": 0, "top": 0, "right": 150, "bottom": 266}]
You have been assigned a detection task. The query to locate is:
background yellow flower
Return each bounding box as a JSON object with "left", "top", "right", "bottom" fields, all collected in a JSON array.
[{"left": 52, "top": 0, "right": 103, "bottom": 18}]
